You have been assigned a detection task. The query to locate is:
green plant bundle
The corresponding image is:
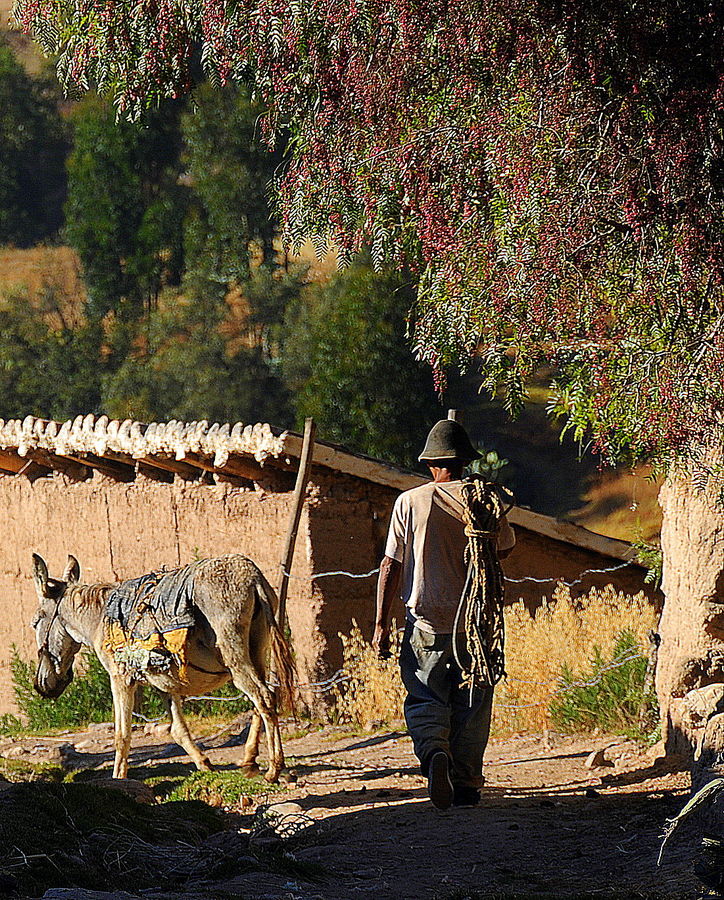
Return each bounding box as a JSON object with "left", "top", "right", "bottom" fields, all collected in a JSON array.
[{"left": 549, "top": 630, "right": 658, "bottom": 741}]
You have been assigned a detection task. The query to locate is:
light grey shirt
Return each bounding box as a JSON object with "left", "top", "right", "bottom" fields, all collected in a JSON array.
[{"left": 385, "top": 480, "right": 515, "bottom": 634}]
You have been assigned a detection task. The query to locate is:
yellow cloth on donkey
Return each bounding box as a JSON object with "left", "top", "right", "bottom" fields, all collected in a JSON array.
[{"left": 102, "top": 621, "right": 191, "bottom": 684}]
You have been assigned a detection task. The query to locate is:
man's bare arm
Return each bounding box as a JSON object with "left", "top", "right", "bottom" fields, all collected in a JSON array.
[{"left": 373, "top": 555, "right": 401, "bottom": 656}]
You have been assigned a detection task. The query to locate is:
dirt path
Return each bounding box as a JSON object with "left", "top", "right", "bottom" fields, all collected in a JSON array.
[
  {"left": 233, "top": 727, "right": 694, "bottom": 899},
  {"left": 1, "top": 722, "right": 699, "bottom": 899}
]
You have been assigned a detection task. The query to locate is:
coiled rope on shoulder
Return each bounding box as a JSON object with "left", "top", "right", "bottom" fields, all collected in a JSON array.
[{"left": 452, "top": 475, "right": 510, "bottom": 695}]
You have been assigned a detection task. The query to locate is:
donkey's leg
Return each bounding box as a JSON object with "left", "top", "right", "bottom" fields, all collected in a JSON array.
[
  {"left": 239, "top": 620, "right": 269, "bottom": 775},
  {"left": 239, "top": 710, "right": 263, "bottom": 775},
  {"left": 226, "top": 666, "right": 283, "bottom": 782},
  {"left": 110, "top": 676, "right": 135, "bottom": 779},
  {"left": 166, "top": 693, "right": 213, "bottom": 771},
  {"left": 207, "top": 594, "right": 283, "bottom": 782}
]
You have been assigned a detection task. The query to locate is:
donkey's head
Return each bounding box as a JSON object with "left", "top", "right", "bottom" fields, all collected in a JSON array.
[{"left": 31, "top": 553, "right": 82, "bottom": 699}]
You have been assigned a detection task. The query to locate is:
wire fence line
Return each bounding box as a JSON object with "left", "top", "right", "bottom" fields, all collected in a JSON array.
[
  {"left": 131, "top": 669, "right": 353, "bottom": 720},
  {"left": 503, "top": 560, "right": 636, "bottom": 589},
  {"left": 282, "top": 558, "right": 639, "bottom": 589},
  {"left": 495, "top": 649, "right": 647, "bottom": 710},
  {"left": 282, "top": 566, "right": 381, "bottom": 581},
  {"left": 128, "top": 557, "right": 645, "bottom": 714},
  {"left": 131, "top": 647, "right": 646, "bottom": 718}
]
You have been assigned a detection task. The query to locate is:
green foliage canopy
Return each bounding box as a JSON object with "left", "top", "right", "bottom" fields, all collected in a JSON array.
[
  {"left": 65, "top": 95, "right": 187, "bottom": 321},
  {"left": 102, "top": 277, "right": 294, "bottom": 426},
  {"left": 17, "top": 2, "right": 724, "bottom": 464},
  {"left": 286, "top": 259, "right": 440, "bottom": 468},
  {"left": 0, "top": 291, "right": 101, "bottom": 421},
  {"left": 182, "top": 82, "right": 283, "bottom": 281}
]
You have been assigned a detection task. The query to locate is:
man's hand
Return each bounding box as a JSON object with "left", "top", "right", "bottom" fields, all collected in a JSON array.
[{"left": 372, "top": 623, "right": 391, "bottom": 659}]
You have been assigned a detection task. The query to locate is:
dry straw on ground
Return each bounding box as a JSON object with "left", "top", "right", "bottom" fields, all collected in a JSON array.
[{"left": 334, "top": 585, "right": 657, "bottom": 734}]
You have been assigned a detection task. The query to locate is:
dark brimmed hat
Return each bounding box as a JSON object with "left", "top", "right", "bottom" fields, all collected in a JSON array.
[{"left": 418, "top": 419, "right": 481, "bottom": 463}]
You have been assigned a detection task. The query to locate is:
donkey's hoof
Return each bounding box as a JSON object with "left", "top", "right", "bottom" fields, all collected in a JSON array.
[
  {"left": 198, "top": 757, "right": 214, "bottom": 772},
  {"left": 264, "top": 770, "right": 281, "bottom": 784},
  {"left": 239, "top": 762, "right": 261, "bottom": 777}
]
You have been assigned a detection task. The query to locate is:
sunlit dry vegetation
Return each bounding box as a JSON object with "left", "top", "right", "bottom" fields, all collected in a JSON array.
[
  {"left": 334, "top": 586, "right": 658, "bottom": 738},
  {"left": 495, "top": 584, "right": 658, "bottom": 735},
  {"left": 332, "top": 620, "right": 407, "bottom": 731}
]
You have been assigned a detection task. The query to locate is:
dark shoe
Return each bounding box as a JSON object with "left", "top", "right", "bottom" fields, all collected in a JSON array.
[
  {"left": 427, "top": 751, "right": 453, "bottom": 810},
  {"left": 453, "top": 785, "right": 481, "bottom": 807}
]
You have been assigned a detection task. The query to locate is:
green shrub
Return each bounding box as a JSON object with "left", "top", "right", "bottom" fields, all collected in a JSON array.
[
  {"left": 167, "top": 769, "right": 279, "bottom": 804},
  {"left": 9, "top": 647, "right": 114, "bottom": 732},
  {"left": 548, "top": 629, "right": 658, "bottom": 741},
  {"left": 5, "top": 647, "right": 250, "bottom": 735},
  {"left": 0, "top": 712, "right": 23, "bottom": 736}
]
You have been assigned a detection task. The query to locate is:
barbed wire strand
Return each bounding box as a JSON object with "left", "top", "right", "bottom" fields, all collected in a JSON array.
[
  {"left": 283, "top": 559, "right": 638, "bottom": 589},
  {"left": 504, "top": 560, "right": 635, "bottom": 588},
  {"left": 131, "top": 669, "right": 353, "bottom": 719},
  {"left": 495, "top": 650, "right": 646, "bottom": 709},
  {"left": 131, "top": 646, "right": 645, "bottom": 715}
]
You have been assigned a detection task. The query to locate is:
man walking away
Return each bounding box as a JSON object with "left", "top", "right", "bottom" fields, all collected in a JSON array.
[{"left": 373, "top": 419, "right": 515, "bottom": 809}]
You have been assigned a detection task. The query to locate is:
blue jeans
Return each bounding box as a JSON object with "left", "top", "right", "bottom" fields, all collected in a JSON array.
[{"left": 399, "top": 620, "right": 493, "bottom": 789}]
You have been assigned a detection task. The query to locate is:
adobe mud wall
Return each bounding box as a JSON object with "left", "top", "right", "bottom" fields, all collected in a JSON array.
[
  {"left": 302, "top": 476, "right": 660, "bottom": 686},
  {"left": 503, "top": 527, "right": 659, "bottom": 613},
  {"left": 0, "top": 464, "right": 658, "bottom": 717},
  {"left": 0, "top": 470, "right": 317, "bottom": 714}
]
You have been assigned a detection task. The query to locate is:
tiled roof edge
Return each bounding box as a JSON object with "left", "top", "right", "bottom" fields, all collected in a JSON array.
[{"left": 0, "top": 414, "right": 286, "bottom": 466}]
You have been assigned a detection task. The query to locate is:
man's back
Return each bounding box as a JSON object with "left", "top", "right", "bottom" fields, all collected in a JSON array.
[{"left": 385, "top": 480, "right": 514, "bottom": 633}]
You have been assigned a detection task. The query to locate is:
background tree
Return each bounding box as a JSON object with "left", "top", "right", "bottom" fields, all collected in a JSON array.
[
  {"left": 0, "top": 291, "right": 101, "bottom": 420},
  {"left": 101, "top": 273, "right": 295, "bottom": 426},
  {"left": 0, "top": 39, "right": 66, "bottom": 245},
  {"left": 18, "top": 0, "right": 724, "bottom": 462},
  {"left": 182, "top": 82, "right": 284, "bottom": 281},
  {"left": 65, "top": 95, "right": 187, "bottom": 322},
  {"left": 285, "top": 258, "right": 440, "bottom": 468}
]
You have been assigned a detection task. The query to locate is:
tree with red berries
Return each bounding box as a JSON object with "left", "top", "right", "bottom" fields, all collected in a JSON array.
[{"left": 13, "top": 0, "right": 724, "bottom": 762}]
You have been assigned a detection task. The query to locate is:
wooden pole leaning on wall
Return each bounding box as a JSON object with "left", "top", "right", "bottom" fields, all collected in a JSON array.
[{"left": 277, "top": 417, "right": 317, "bottom": 628}]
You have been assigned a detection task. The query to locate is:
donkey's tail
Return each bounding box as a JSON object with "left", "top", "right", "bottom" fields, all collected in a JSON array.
[{"left": 255, "top": 574, "right": 298, "bottom": 715}]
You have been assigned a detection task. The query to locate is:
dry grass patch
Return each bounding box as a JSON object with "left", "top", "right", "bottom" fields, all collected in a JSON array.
[
  {"left": 0, "top": 245, "right": 85, "bottom": 325},
  {"left": 495, "top": 584, "right": 658, "bottom": 735},
  {"left": 334, "top": 586, "right": 658, "bottom": 737},
  {"left": 333, "top": 620, "right": 406, "bottom": 730}
]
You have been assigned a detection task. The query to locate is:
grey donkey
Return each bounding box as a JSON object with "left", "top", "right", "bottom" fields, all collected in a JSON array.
[{"left": 30, "top": 553, "right": 296, "bottom": 781}]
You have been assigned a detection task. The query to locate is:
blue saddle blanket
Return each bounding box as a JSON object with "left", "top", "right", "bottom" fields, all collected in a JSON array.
[{"left": 105, "top": 563, "right": 198, "bottom": 641}]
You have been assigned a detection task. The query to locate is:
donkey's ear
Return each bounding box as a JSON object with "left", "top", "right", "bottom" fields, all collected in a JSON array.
[
  {"left": 32, "top": 553, "right": 48, "bottom": 589},
  {"left": 63, "top": 555, "right": 80, "bottom": 585}
]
